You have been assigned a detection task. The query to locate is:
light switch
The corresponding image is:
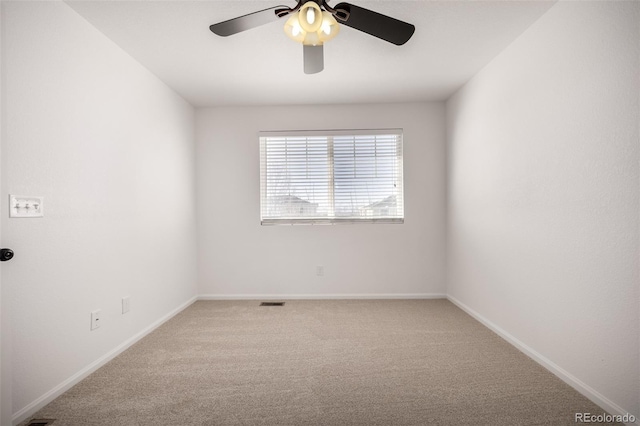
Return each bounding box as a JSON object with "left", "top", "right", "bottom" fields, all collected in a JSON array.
[{"left": 10, "top": 195, "right": 44, "bottom": 218}]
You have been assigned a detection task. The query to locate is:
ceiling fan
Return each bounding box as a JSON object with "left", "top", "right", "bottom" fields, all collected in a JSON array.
[{"left": 209, "top": 0, "right": 415, "bottom": 74}]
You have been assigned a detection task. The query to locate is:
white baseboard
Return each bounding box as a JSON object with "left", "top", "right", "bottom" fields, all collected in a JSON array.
[
  {"left": 12, "top": 296, "right": 198, "bottom": 426},
  {"left": 198, "top": 293, "right": 447, "bottom": 300},
  {"left": 447, "top": 295, "right": 639, "bottom": 426}
]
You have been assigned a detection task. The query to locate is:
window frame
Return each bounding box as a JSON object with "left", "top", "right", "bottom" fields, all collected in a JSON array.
[{"left": 259, "top": 128, "right": 404, "bottom": 225}]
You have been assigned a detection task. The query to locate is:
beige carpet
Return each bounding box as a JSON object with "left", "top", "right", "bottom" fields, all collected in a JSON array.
[{"left": 21, "top": 300, "right": 618, "bottom": 425}]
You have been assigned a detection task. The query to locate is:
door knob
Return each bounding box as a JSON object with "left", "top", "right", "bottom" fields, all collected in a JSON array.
[{"left": 1, "top": 248, "right": 14, "bottom": 262}]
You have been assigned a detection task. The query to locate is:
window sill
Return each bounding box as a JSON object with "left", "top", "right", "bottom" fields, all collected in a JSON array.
[{"left": 261, "top": 218, "right": 404, "bottom": 225}]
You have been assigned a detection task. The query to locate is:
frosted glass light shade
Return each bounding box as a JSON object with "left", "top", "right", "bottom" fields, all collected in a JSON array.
[
  {"left": 302, "top": 31, "right": 321, "bottom": 46},
  {"left": 298, "top": 2, "right": 322, "bottom": 33},
  {"left": 318, "top": 11, "right": 339, "bottom": 43},
  {"left": 284, "top": 13, "right": 306, "bottom": 43}
]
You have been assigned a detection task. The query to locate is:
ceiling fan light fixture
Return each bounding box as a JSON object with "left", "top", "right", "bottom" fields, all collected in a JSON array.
[
  {"left": 285, "top": 7, "right": 339, "bottom": 46},
  {"left": 211, "top": 1, "right": 416, "bottom": 74}
]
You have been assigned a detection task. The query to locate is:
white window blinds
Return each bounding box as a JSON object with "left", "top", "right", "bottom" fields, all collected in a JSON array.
[{"left": 259, "top": 129, "right": 404, "bottom": 225}]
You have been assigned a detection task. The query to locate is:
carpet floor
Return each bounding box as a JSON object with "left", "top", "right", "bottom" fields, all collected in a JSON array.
[{"left": 21, "top": 299, "right": 618, "bottom": 425}]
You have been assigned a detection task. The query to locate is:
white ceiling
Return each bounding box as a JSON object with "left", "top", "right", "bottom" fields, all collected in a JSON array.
[{"left": 65, "top": 0, "right": 555, "bottom": 107}]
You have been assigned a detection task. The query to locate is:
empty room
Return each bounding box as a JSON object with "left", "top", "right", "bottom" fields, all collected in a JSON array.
[{"left": 0, "top": 0, "right": 638, "bottom": 425}]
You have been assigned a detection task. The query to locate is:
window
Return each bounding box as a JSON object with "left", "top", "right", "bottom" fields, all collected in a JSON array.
[{"left": 259, "top": 129, "right": 404, "bottom": 225}]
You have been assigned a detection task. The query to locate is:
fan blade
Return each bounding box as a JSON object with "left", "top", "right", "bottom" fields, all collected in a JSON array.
[
  {"left": 210, "top": 6, "right": 290, "bottom": 36},
  {"left": 303, "top": 45, "right": 324, "bottom": 74},
  {"left": 333, "top": 3, "right": 415, "bottom": 45}
]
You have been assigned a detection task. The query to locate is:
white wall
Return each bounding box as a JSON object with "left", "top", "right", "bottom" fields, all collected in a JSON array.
[
  {"left": 1, "top": 1, "right": 197, "bottom": 422},
  {"left": 196, "top": 103, "right": 446, "bottom": 297},
  {"left": 446, "top": 0, "right": 639, "bottom": 419}
]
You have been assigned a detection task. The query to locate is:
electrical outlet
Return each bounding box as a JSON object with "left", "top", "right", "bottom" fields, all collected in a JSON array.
[
  {"left": 90, "top": 310, "right": 101, "bottom": 330},
  {"left": 122, "top": 296, "right": 130, "bottom": 314},
  {"left": 316, "top": 266, "right": 324, "bottom": 276}
]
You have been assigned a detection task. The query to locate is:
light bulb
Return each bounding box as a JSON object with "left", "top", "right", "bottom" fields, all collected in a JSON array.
[
  {"left": 306, "top": 8, "right": 316, "bottom": 25},
  {"left": 292, "top": 25, "right": 300, "bottom": 37},
  {"left": 322, "top": 23, "right": 331, "bottom": 35}
]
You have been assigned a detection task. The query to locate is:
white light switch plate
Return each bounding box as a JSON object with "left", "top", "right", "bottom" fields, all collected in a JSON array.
[{"left": 10, "top": 195, "right": 44, "bottom": 218}]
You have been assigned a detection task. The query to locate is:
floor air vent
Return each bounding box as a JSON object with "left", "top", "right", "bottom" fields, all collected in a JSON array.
[
  {"left": 27, "top": 420, "right": 56, "bottom": 426},
  {"left": 260, "top": 302, "right": 285, "bottom": 306}
]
